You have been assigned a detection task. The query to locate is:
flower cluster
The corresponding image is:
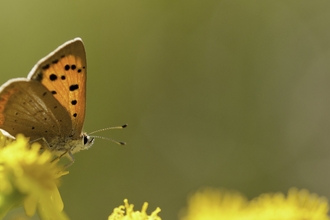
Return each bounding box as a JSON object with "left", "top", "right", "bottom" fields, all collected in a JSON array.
[
  {"left": 180, "top": 187, "right": 329, "bottom": 220},
  {"left": 1, "top": 132, "right": 329, "bottom": 220},
  {"left": 108, "top": 199, "right": 162, "bottom": 220},
  {"left": 0, "top": 133, "right": 68, "bottom": 219}
]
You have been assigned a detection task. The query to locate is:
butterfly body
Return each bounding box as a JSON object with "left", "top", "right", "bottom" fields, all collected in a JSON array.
[{"left": 0, "top": 38, "right": 94, "bottom": 159}]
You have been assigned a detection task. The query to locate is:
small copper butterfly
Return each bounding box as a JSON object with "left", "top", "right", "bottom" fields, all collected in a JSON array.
[{"left": 0, "top": 38, "right": 125, "bottom": 164}]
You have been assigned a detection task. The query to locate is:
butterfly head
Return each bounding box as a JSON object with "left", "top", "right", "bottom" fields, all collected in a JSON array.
[
  {"left": 82, "top": 132, "right": 95, "bottom": 150},
  {"left": 69, "top": 124, "right": 126, "bottom": 155},
  {"left": 68, "top": 132, "right": 95, "bottom": 154}
]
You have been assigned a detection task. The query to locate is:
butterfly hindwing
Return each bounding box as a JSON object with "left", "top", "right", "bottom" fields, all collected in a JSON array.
[
  {"left": 0, "top": 80, "right": 72, "bottom": 142},
  {"left": 28, "top": 38, "right": 87, "bottom": 139}
]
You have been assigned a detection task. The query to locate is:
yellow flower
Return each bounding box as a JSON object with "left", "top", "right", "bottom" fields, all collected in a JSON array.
[
  {"left": 180, "top": 188, "right": 248, "bottom": 220},
  {"left": 0, "top": 133, "right": 68, "bottom": 220},
  {"left": 247, "top": 188, "right": 329, "bottom": 219},
  {"left": 108, "top": 199, "right": 162, "bottom": 220},
  {"left": 180, "top": 187, "right": 329, "bottom": 220}
]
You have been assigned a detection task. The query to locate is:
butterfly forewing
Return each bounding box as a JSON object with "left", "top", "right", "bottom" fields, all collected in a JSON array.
[
  {"left": 28, "top": 38, "right": 87, "bottom": 138},
  {"left": 0, "top": 80, "right": 72, "bottom": 142}
]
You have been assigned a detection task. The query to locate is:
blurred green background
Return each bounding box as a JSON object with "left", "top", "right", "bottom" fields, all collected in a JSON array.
[{"left": 2, "top": 0, "right": 330, "bottom": 219}]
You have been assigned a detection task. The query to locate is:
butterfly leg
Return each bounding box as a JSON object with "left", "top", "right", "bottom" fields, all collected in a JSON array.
[
  {"left": 30, "top": 137, "right": 61, "bottom": 162},
  {"left": 51, "top": 149, "right": 75, "bottom": 168},
  {"left": 63, "top": 151, "right": 75, "bottom": 168},
  {"left": 29, "top": 137, "right": 73, "bottom": 166},
  {"left": 29, "top": 137, "right": 52, "bottom": 150},
  {"left": 51, "top": 149, "right": 68, "bottom": 163}
]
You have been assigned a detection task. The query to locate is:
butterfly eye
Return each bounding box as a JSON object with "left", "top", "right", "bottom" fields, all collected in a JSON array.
[
  {"left": 83, "top": 135, "right": 88, "bottom": 145},
  {"left": 82, "top": 134, "right": 95, "bottom": 150}
]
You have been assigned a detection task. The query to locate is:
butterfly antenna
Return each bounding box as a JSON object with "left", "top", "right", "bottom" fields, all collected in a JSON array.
[
  {"left": 88, "top": 124, "right": 127, "bottom": 145},
  {"left": 88, "top": 124, "right": 128, "bottom": 135},
  {"left": 91, "top": 135, "right": 126, "bottom": 145}
]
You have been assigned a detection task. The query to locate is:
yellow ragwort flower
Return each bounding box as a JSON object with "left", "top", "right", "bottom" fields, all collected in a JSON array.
[
  {"left": 108, "top": 199, "right": 162, "bottom": 220},
  {"left": 247, "top": 188, "right": 329, "bottom": 219},
  {"left": 180, "top": 188, "right": 249, "bottom": 220},
  {"left": 180, "top": 187, "right": 329, "bottom": 220},
  {"left": 0, "top": 132, "right": 69, "bottom": 220}
]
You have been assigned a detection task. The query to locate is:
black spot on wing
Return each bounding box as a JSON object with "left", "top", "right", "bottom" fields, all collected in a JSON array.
[
  {"left": 69, "top": 84, "right": 79, "bottom": 91},
  {"left": 49, "top": 74, "right": 57, "bottom": 81},
  {"left": 42, "top": 64, "right": 50, "bottom": 70}
]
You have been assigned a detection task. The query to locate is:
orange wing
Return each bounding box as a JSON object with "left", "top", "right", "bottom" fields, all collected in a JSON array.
[{"left": 28, "top": 38, "right": 87, "bottom": 139}]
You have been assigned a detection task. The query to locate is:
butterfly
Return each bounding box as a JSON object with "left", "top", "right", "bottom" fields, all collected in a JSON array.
[{"left": 0, "top": 38, "right": 120, "bottom": 163}]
